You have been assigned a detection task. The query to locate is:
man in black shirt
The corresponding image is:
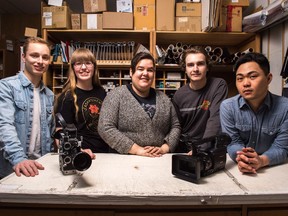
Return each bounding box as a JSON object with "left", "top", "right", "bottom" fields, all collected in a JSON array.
[{"left": 172, "top": 46, "right": 228, "bottom": 153}]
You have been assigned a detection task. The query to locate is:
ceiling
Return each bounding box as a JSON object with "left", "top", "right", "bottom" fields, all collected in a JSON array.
[{"left": 0, "top": 0, "right": 84, "bottom": 15}]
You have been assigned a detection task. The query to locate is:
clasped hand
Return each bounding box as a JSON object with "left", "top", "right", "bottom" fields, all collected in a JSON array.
[
  {"left": 131, "top": 143, "right": 170, "bottom": 157},
  {"left": 236, "top": 147, "right": 263, "bottom": 174}
]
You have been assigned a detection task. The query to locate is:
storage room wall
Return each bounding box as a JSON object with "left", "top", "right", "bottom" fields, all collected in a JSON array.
[
  {"left": 247, "top": 0, "right": 288, "bottom": 96},
  {"left": 0, "top": 14, "right": 41, "bottom": 78},
  {"left": 1, "top": 0, "right": 288, "bottom": 97}
]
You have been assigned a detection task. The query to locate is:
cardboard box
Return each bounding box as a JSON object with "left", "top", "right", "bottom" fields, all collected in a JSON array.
[
  {"left": 222, "top": 0, "right": 249, "bottom": 6},
  {"left": 83, "top": 0, "right": 107, "bottom": 13},
  {"left": 176, "top": 3, "right": 201, "bottom": 17},
  {"left": 71, "top": 14, "right": 81, "bottom": 29},
  {"left": 81, "top": 14, "right": 103, "bottom": 30},
  {"left": 102, "top": 12, "right": 133, "bottom": 29},
  {"left": 134, "top": 0, "right": 156, "bottom": 30},
  {"left": 42, "top": 5, "right": 71, "bottom": 29},
  {"left": 24, "top": 27, "right": 38, "bottom": 37},
  {"left": 220, "top": 6, "right": 242, "bottom": 32},
  {"left": 156, "top": 0, "right": 175, "bottom": 31},
  {"left": 117, "top": 0, "right": 133, "bottom": 12},
  {"left": 176, "top": 16, "right": 201, "bottom": 32}
]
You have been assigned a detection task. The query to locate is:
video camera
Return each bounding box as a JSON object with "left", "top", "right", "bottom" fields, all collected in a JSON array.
[
  {"left": 55, "top": 113, "right": 92, "bottom": 175},
  {"left": 172, "top": 133, "right": 231, "bottom": 183}
]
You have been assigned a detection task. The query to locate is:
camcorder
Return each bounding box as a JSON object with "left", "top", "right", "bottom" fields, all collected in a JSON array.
[
  {"left": 172, "top": 133, "right": 231, "bottom": 183},
  {"left": 54, "top": 113, "right": 92, "bottom": 175}
]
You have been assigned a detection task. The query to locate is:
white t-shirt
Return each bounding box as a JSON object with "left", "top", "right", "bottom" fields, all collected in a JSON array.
[{"left": 28, "top": 87, "right": 41, "bottom": 159}]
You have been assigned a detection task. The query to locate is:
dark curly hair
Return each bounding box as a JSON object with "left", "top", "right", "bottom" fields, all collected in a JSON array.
[{"left": 233, "top": 52, "right": 270, "bottom": 75}]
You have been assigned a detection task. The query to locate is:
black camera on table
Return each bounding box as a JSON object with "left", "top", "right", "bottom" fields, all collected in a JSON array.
[
  {"left": 172, "top": 133, "right": 231, "bottom": 183},
  {"left": 55, "top": 113, "right": 92, "bottom": 175}
]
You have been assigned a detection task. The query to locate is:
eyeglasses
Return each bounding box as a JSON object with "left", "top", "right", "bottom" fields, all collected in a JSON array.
[{"left": 73, "top": 61, "right": 94, "bottom": 69}]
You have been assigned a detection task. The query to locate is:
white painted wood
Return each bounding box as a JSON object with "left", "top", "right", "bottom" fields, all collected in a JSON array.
[
  {"left": 225, "top": 159, "right": 288, "bottom": 204},
  {"left": 285, "top": 20, "right": 288, "bottom": 50},
  {"left": 0, "top": 153, "right": 288, "bottom": 206},
  {"left": 268, "top": 24, "right": 283, "bottom": 95},
  {"left": 261, "top": 30, "right": 269, "bottom": 57}
]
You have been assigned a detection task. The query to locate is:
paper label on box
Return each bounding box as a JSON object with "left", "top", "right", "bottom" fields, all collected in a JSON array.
[
  {"left": 136, "top": 5, "right": 148, "bottom": 16},
  {"left": 87, "top": 14, "right": 97, "bottom": 29},
  {"left": 43, "top": 12, "right": 52, "bottom": 26},
  {"left": 179, "top": 17, "right": 188, "bottom": 22},
  {"left": 48, "top": 0, "right": 63, "bottom": 6},
  {"left": 91, "top": 0, "right": 99, "bottom": 10},
  {"left": 43, "top": 12, "right": 52, "bottom": 18},
  {"left": 117, "top": 0, "right": 132, "bottom": 12}
]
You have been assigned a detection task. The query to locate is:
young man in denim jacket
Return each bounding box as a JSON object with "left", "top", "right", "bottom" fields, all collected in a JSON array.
[
  {"left": 0, "top": 37, "right": 54, "bottom": 178},
  {"left": 220, "top": 52, "right": 288, "bottom": 174}
]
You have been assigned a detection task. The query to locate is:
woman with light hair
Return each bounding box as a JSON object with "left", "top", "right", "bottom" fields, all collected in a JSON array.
[{"left": 54, "top": 48, "right": 109, "bottom": 153}]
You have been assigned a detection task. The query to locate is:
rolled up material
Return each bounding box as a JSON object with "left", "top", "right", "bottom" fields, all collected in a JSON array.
[
  {"left": 241, "top": 48, "right": 254, "bottom": 55},
  {"left": 213, "top": 47, "right": 223, "bottom": 57}
]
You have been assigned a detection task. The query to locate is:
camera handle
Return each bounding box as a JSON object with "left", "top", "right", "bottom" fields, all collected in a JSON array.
[
  {"left": 55, "top": 113, "right": 67, "bottom": 128},
  {"left": 189, "top": 133, "right": 231, "bottom": 150}
]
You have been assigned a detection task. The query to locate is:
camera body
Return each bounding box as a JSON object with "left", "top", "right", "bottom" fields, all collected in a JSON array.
[
  {"left": 172, "top": 133, "right": 231, "bottom": 183},
  {"left": 55, "top": 113, "right": 92, "bottom": 175}
]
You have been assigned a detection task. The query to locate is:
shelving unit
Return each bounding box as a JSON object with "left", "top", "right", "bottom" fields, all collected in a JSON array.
[
  {"left": 48, "top": 62, "right": 132, "bottom": 94},
  {"left": 155, "top": 65, "right": 186, "bottom": 98},
  {"left": 43, "top": 29, "right": 152, "bottom": 94},
  {"left": 43, "top": 29, "right": 260, "bottom": 96},
  {"left": 97, "top": 64, "right": 131, "bottom": 92}
]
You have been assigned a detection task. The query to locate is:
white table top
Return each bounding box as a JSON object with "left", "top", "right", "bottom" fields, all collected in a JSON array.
[{"left": 0, "top": 153, "right": 287, "bottom": 206}]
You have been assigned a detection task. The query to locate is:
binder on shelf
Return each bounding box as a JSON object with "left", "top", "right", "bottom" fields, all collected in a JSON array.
[{"left": 60, "top": 41, "right": 68, "bottom": 63}]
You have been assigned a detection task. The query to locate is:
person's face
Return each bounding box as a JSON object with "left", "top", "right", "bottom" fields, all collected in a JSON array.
[
  {"left": 236, "top": 61, "right": 272, "bottom": 104},
  {"left": 185, "top": 53, "right": 208, "bottom": 82},
  {"left": 73, "top": 61, "right": 95, "bottom": 82},
  {"left": 130, "top": 59, "right": 155, "bottom": 95},
  {"left": 22, "top": 42, "right": 50, "bottom": 78}
]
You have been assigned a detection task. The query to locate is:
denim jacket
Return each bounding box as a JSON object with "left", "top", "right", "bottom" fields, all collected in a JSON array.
[
  {"left": 220, "top": 92, "right": 288, "bottom": 166},
  {"left": 0, "top": 71, "right": 55, "bottom": 178}
]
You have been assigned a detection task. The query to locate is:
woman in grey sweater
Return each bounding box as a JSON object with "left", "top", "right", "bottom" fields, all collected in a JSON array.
[{"left": 98, "top": 52, "right": 181, "bottom": 157}]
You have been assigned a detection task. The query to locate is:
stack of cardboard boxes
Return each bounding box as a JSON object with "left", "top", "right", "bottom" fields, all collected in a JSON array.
[
  {"left": 82, "top": 0, "right": 133, "bottom": 30},
  {"left": 220, "top": 0, "right": 250, "bottom": 32},
  {"left": 175, "top": 2, "right": 201, "bottom": 32},
  {"left": 41, "top": 0, "right": 250, "bottom": 32}
]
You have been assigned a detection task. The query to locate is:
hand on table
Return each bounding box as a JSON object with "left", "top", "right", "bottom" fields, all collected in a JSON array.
[{"left": 13, "top": 159, "right": 44, "bottom": 177}]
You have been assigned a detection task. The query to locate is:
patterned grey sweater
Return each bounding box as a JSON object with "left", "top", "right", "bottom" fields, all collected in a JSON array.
[{"left": 98, "top": 86, "right": 181, "bottom": 154}]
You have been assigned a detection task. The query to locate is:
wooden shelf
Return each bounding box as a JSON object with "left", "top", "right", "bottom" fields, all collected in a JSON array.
[
  {"left": 155, "top": 31, "right": 257, "bottom": 47},
  {"left": 44, "top": 29, "right": 152, "bottom": 51}
]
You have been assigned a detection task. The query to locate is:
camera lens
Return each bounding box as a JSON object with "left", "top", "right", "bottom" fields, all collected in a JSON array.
[
  {"left": 63, "top": 142, "right": 71, "bottom": 150},
  {"left": 73, "top": 152, "right": 92, "bottom": 171},
  {"left": 63, "top": 156, "right": 72, "bottom": 164}
]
